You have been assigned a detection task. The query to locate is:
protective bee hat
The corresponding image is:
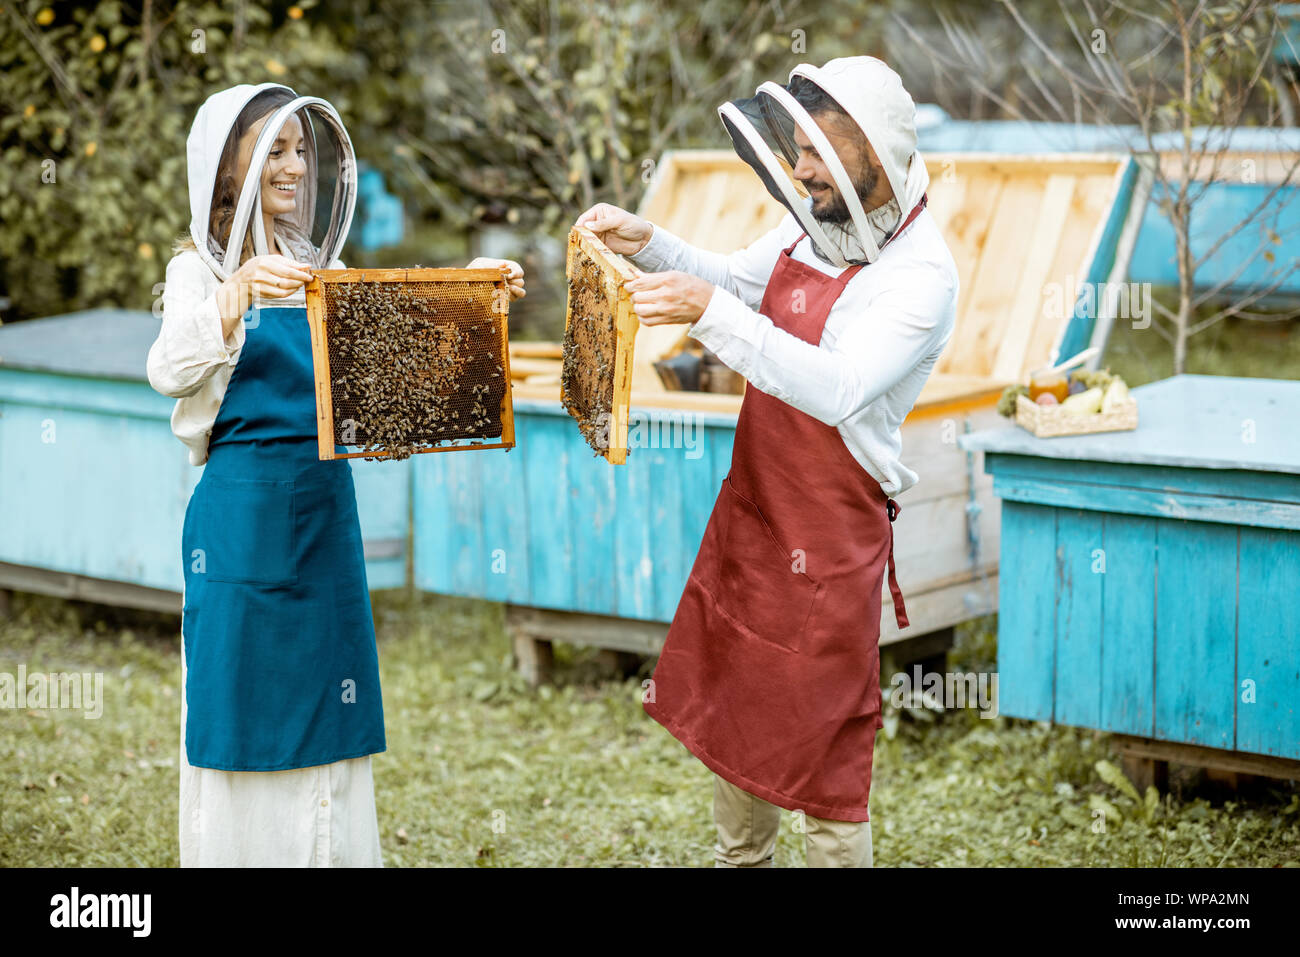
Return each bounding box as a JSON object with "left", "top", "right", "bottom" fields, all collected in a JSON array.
[
  {"left": 718, "top": 56, "right": 929, "bottom": 267},
  {"left": 186, "top": 82, "right": 356, "bottom": 280}
]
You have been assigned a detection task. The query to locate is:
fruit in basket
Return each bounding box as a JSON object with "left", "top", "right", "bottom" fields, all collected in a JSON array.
[
  {"left": 997, "top": 383, "right": 1029, "bottom": 417},
  {"left": 1059, "top": 386, "right": 1104, "bottom": 414},
  {"left": 1071, "top": 368, "right": 1114, "bottom": 390},
  {"left": 1067, "top": 377, "right": 1087, "bottom": 395},
  {"left": 1101, "top": 378, "right": 1131, "bottom": 412},
  {"left": 1035, "top": 392, "right": 1059, "bottom": 405}
]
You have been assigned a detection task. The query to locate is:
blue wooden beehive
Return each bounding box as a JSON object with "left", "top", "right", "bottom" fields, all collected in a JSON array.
[
  {"left": 959, "top": 375, "right": 1300, "bottom": 760},
  {"left": 0, "top": 309, "right": 409, "bottom": 611}
]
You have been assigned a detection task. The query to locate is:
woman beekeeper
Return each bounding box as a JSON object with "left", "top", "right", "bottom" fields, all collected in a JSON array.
[
  {"left": 579, "top": 56, "right": 958, "bottom": 867},
  {"left": 148, "top": 83, "right": 525, "bottom": 867}
]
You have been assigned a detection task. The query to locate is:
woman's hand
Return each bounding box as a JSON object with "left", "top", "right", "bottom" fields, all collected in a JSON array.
[
  {"left": 575, "top": 203, "right": 653, "bottom": 256},
  {"left": 216, "top": 255, "right": 315, "bottom": 335},
  {"left": 467, "top": 257, "right": 526, "bottom": 301}
]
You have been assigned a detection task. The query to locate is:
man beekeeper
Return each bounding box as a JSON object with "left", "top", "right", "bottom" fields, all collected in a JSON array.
[{"left": 577, "top": 56, "right": 958, "bottom": 868}]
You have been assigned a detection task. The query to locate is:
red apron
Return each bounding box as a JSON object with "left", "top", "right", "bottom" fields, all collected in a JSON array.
[{"left": 643, "top": 197, "right": 925, "bottom": 822}]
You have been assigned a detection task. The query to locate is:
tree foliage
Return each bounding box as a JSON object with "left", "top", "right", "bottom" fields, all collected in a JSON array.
[
  {"left": 0, "top": 0, "right": 366, "bottom": 320},
  {"left": 2, "top": 0, "right": 874, "bottom": 321}
]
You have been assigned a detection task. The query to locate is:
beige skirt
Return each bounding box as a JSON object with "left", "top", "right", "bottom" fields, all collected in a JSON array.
[{"left": 179, "top": 609, "right": 383, "bottom": 867}]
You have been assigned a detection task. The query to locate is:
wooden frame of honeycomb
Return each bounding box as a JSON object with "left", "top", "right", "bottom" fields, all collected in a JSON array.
[
  {"left": 561, "top": 226, "right": 640, "bottom": 465},
  {"left": 304, "top": 267, "right": 515, "bottom": 461}
]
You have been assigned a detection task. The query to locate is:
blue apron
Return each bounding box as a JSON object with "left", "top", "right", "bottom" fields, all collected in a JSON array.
[{"left": 181, "top": 302, "right": 386, "bottom": 771}]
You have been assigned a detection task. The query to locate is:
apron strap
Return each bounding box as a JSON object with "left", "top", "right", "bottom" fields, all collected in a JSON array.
[
  {"left": 782, "top": 232, "right": 867, "bottom": 288},
  {"left": 885, "top": 498, "right": 909, "bottom": 629}
]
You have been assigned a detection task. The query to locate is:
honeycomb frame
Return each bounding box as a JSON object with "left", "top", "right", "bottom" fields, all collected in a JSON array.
[
  {"left": 304, "top": 267, "right": 515, "bottom": 461},
  {"left": 561, "top": 226, "right": 640, "bottom": 465}
]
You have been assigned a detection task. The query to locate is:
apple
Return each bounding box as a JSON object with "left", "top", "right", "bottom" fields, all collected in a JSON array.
[{"left": 1035, "top": 392, "right": 1059, "bottom": 406}]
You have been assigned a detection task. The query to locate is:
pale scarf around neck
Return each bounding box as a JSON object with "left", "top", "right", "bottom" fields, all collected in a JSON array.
[{"left": 809, "top": 194, "right": 902, "bottom": 267}]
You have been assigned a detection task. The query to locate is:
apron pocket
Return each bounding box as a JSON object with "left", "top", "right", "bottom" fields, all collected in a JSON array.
[
  {"left": 715, "top": 478, "right": 821, "bottom": 653},
  {"left": 193, "top": 476, "right": 298, "bottom": 587}
]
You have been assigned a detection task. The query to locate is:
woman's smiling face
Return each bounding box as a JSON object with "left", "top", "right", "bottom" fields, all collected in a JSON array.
[{"left": 234, "top": 112, "right": 307, "bottom": 219}]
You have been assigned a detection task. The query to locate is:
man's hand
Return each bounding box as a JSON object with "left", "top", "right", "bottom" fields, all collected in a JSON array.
[
  {"left": 575, "top": 203, "right": 653, "bottom": 256},
  {"left": 625, "top": 270, "right": 715, "bottom": 326},
  {"left": 467, "top": 257, "right": 526, "bottom": 300}
]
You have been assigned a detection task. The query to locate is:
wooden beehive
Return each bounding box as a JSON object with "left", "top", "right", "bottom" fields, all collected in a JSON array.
[
  {"left": 561, "top": 226, "right": 640, "bottom": 464},
  {"left": 635, "top": 150, "right": 1142, "bottom": 404},
  {"left": 305, "top": 267, "right": 515, "bottom": 461}
]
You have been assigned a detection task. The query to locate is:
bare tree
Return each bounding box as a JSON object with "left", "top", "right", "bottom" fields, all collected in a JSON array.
[{"left": 899, "top": 0, "right": 1300, "bottom": 374}]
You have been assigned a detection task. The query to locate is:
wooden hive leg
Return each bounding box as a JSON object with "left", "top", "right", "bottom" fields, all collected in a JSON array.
[
  {"left": 598, "top": 649, "right": 644, "bottom": 680},
  {"left": 504, "top": 613, "right": 551, "bottom": 686},
  {"left": 879, "top": 627, "right": 955, "bottom": 687},
  {"left": 1119, "top": 749, "right": 1169, "bottom": 794}
]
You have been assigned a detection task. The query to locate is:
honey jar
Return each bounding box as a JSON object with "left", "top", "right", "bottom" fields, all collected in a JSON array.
[{"left": 1029, "top": 370, "right": 1070, "bottom": 403}]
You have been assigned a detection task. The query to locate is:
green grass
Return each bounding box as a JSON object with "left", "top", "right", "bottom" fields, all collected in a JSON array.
[
  {"left": 1102, "top": 290, "right": 1300, "bottom": 386},
  {"left": 2, "top": 588, "right": 1297, "bottom": 867}
]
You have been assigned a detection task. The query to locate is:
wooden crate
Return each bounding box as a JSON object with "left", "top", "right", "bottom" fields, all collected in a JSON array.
[
  {"left": 960, "top": 375, "right": 1300, "bottom": 771},
  {"left": 561, "top": 226, "right": 640, "bottom": 464},
  {"left": 1014, "top": 393, "right": 1138, "bottom": 437},
  {"left": 305, "top": 267, "right": 515, "bottom": 461}
]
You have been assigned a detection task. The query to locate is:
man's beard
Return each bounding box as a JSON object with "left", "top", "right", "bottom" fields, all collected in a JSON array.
[{"left": 807, "top": 162, "right": 878, "bottom": 224}]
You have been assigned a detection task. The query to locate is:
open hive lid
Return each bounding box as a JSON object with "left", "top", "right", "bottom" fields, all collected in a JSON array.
[{"left": 514, "top": 150, "right": 1142, "bottom": 417}]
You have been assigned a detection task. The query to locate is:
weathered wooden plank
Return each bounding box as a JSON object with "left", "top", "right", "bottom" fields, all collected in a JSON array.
[
  {"left": 881, "top": 572, "right": 999, "bottom": 644},
  {"left": 649, "top": 438, "right": 687, "bottom": 621},
  {"left": 1028, "top": 172, "right": 1120, "bottom": 373},
  {"left": 996, "top": 502, "right": 1057, "bottom": 720},
  {"left": 0, "top": 401, "right": 193, "bottom": 592},
  {"left": 444, "top": 445, "right": 486, "bottom": 598},
  {"left": 1099, "top": 514, "right": 1157, "bottom": 737},
  {"left": 1054, "top": 508, "right": 1105, "bottom": 727},
  {"left": 992, "top": 474, "right": 1300, "bottom": 532},
  {"left": 0, "top": 370, "right": 172, "bottom": 421},
  {"left": 348, "top": 457, "right": 410, "bottom": 590},
  {"left": 988, "top": 454, "right": 1300, "bottom": 505},
  {"left": 1236, "top": 525, "right": 1300, "bottom": 760},
  {"left": 888, "top": 491, "right": 1001, "bottom": 596},
  {"left": 676, "top": 424, "right": 724, "bottom": 612},
  {"left": 935, "top": 172, "right": 1009, "bottom": 375},
  {"left": 479, "top": 445, "right": 531, "bottom": 604},
  {"left": 1153, "top": 520, "right": 1236, "bottom": 750},
  {"left": 568, "top": 432, "right": 619, "bottom": 616},
  {"left": 992, "top": 173, "right": 1076, "bottom": 382},
  {"left": 613, "top": 440, "right": 655, "bottom": 619},
  {"left": 523, "top": 415, "right": 576, "bottom": 610}
]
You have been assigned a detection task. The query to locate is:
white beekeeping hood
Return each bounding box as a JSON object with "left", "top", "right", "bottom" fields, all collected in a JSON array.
[
  {"left": 718, "top": 56, "right": 929, "bottom": 267},
  {"left": 186, "top": 82, "right": 357, "bottom": 280}
]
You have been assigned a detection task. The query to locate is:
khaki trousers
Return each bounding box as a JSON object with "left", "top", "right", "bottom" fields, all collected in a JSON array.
[{"left": 712, "top": 774, "right": 873, "bottom": 868}]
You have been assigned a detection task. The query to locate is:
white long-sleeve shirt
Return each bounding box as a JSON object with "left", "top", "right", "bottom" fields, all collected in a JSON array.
[
  {"left": 628, "top": 208, "right": 959, "bottom": 497},
  {"left": 147, "top": 235, "right": 342, "bottom": 466}
]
